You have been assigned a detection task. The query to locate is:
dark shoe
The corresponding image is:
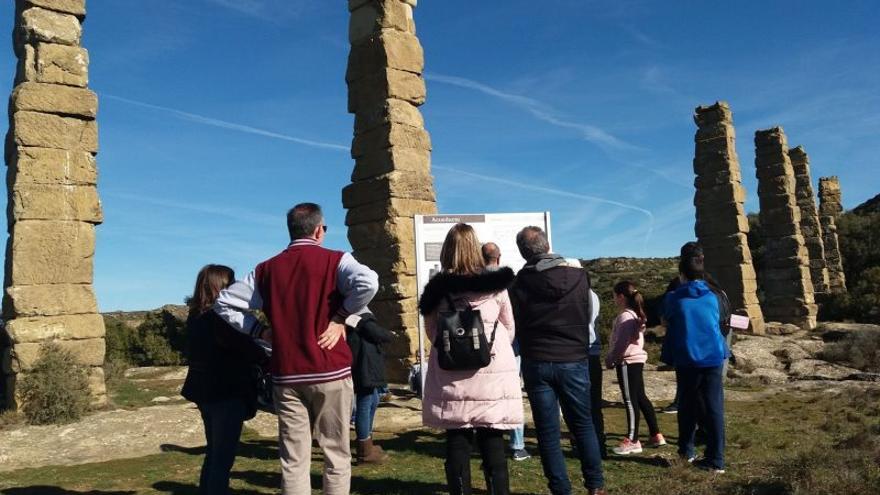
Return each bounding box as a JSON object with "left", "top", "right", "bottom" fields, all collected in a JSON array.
[
  {"left": 511, "top": 448, "right": 531, "bottom": 461},
  {"left": 693, "top": 458, "right": 725, "bottom": 474},
  {"left": 356, "top": 437, "right": 389, "bottom": 464},
  {"left": 588, "top": 489, "right": 608, "bottom": 495},
  {"left": 661, "top": 403, "right": 678, "bottom": 414}
]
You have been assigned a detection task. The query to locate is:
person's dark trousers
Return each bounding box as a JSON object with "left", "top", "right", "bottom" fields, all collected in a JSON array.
[
  {"left": 355, "top": 387, "right": 380, "bottom": 441},
  {"left": 615, "top": 362, "right": 660, "bottom": 441},
  {"left": 445, "top": 428, "right": 509, "bottom": 495},
  {"left": 197, "top": 398, "right": 248, "bottom": 495},
  {"left": 522, "top": 359, "right": 605, "bottom": 494},
  {"left": 676, "top": 366, "right": 725, "bottom": 469},
  {"left": 587, "top": 354, "right": 606, "bottom": 458}
]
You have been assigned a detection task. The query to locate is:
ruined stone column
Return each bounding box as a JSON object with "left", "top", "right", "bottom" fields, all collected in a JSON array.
[
  {"left": 788, "top": 146, "right": 830, "bottom": 294},
  {"left": 819, "top": 176, "right": 847, "bottom": 293},
  {"left": 344, "top": 0, "right": 437, "bottom": 381},
  {"left": 2, "top": 0, "right": 105, "bottom": 409},
  {"left": 693, "top": 102, "right": 765, "bottom": 334},
  {"left": 754, "top": 128, "right": 817, "bottom": 329}
]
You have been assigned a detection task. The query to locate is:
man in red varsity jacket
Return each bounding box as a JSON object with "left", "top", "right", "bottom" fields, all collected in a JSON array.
[{"left": 214, "top": 202, "right": 378, "bottom": 495}]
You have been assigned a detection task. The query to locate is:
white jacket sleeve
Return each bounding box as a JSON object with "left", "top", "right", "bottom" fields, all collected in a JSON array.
[
  {"left": 213, "top": 270, "right": 264, "bottom": 337},
  {"left": 336, "top": 252, "right": 379, "bottom": 317}
]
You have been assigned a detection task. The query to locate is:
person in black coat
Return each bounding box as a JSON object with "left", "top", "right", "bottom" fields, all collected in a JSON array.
[
  {"left": 345, "top": 310, "right": 392, "bottom": 464},
  {"left": 181, "top": 264, "right": 268, "bottom": 495}
]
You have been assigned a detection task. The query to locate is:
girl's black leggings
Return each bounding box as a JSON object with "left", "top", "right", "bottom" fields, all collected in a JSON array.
[
  {"left": 445, "top": 427, "right": 509, "bottom": 495},
  {"left": 616, "top": 362, "right": 660, "bottom": 441}
]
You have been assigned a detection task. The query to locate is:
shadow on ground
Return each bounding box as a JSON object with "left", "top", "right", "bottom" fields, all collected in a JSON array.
[{"left": 1, "top": 488, "right": 136, "bottom": 495}]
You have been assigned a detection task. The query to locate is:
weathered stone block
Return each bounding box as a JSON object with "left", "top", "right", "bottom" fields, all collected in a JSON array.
[
  {"left": 352, "top": 145, "right": 430, "bottom": 181},
  {"left": 347, "top": 30, "right": 424, "bottom": 83},
  {"left": 695, "top": 214, "right": 749, "bottom": 238},
  {"left": 695, "top": 122, "right": 734, "bottom": 142},
  {"left": 350, "top": 0, "right": 411, "bottom": 43},
  {"left": 369, "top": 297, "right": 418, "bottom": 319},
  {"left": 694, "top": 168, "right": 741, "bottom": 189},
  {"left": 346, "top": 197, "right": 436, "bottom": 225},
  {"left": 374, "top": 273, "right": 417, "bottom": 301},
  {"left": 348, "top": 219, "right": 415, "bottom": 251},
  {"left": 757, "top": 175, "right": 794, "bottom": 197},
  {"left": 12, "top": 184, "right": 102, "bottom": 222},
  {"left": 5, "top": 313, "right": 104, "bottom": 343},
  {"left": 348, "top": 68, "right": 426, "bottom": 113},
  {"left": 343, "top": 171, "right": 435, "bottom": 208},
  {"left": 354, "top": 245, "right": 417, "bottom": 275},
  {"left": 12, "top": 82, "right": 97, "bottom": 118},
  {"left": 10, "top": 147, "right": 97, "bottom": 185},
  {"left": 703, "top": 243, "right": 751, "bottom": 266},
  {"left": 755, "top": 160, "right": 793, "bottom": 180},
  {"left": 21, "top": 0, "right": 86, "bottom": 16},
  {"left": 33, "top": 43, "right": 89, "bottom": 87},
  {"left": 7, "top": 220, "right": 95, "bottom": 285},
  {"left": 754, "top": 127, "right": 788, "bottom": 147},
  {"left": 13, "top": 111, "right": 98, "bottom": 151},
  {"left": 354, "top": 98, "right": 424, "bottom": 135},
  {"left": 19, "top": 7, "right": 82, "bottom": 46},
  {"left": 694, "top": 182, "right": 746, "bottom": 206},
  {"left": 694, "top": 136, "right": 735, "bottom": 156},
  {"left": 5, "top": 284, "right": 98, "bottom": 317},
  {"left": 351, "top": 121, "right": 431, "bottom": 158},
  {"left": 760, "top": 206, "right": 800, "bottom": 227},
  {"left": 694, "top": 202, "right": 745, "bottom": 225},
  {"left": 2, "top": 337, "right": 105, "bottom": 373},
  {"left": 693, "top": 101, "right": 732, "bottom": 127}
]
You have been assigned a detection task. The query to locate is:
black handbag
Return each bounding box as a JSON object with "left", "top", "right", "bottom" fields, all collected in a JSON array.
[{"left": 435, "top": 294, "right": 499, "bottom": 371}]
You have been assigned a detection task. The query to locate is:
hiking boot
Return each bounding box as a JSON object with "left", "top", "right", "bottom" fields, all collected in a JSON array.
[
  {"left": 648, "top": 433, "right": 667, "bottom": 447},
  {"left": 356, "top": 438, "right": 389, "bottom": 464},
  {"left": 693, "top": 458, "right": 725, "bottom": 474},
  {"left": 511, "top": 448, "right": 531, "bottom": 461},
  {"left": 612, "top": 438, "right": 642, "bottom": 455}
]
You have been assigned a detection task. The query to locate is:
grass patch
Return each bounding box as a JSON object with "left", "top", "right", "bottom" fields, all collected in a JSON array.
[
  {"left": 0, "top": 389, "right": 877, "bottom": 494},
  {"left": 107, "top": 377, "right": 185, "bottom": 409}
]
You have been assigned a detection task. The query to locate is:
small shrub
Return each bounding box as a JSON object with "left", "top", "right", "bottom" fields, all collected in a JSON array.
[
  {"left": 818, "top": 329, "right": 880, "bottom": 372},
  {"left": 17, "top": 342, "right": 91, "bottom": 425}
]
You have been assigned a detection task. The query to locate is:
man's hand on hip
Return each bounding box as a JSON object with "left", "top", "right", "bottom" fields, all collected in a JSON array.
[{"left": 318, "top": 318, "right": 346, "bottom": 350}]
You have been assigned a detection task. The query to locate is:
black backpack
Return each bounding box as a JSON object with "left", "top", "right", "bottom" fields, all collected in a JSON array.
[
  {"left": 710, "top": 286, "right": 732, "bottom": 337},
  {"left": 435, "top": 294, "right": 498, "bottom": 371}
]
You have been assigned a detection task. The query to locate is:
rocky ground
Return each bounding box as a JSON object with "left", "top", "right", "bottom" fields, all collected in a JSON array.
[{"left": 1, "top": 321, "right": 877, "bottom": 473}]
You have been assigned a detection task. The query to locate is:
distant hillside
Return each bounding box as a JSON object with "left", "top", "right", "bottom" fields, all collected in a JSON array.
[
  {"left": 103, "top": 305, "right": 188, "bottom": 329},
  {"left": 852, "top": 193, "right": 880, "bottom": 216}
]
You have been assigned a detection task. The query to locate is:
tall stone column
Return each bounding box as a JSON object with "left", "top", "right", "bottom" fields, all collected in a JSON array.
[
  {"left": 344, "top": 0, "right": 437, "bottom": 381},
  {"left": 693, "top": 102, "right": 764, "bottom": 334},
  {"left": 818, "top": 176, "right": 847, "bottom": 293},
  {"left": 2, "top": 0, "right": 105, "bottom": 408},
  {"left": 754, "top": 128, "right": 817, "bottom": 329},
  {"left": 788, "top": 146, "right": 829, "bottom": 294}
]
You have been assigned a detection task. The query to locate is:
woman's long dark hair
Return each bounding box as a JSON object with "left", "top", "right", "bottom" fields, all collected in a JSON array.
[
  {"left": 613, "top": 280, "right": 647, "bottom": 323},
  {"left": 187, "top": 264, "right": 235, "bottom": 318}
]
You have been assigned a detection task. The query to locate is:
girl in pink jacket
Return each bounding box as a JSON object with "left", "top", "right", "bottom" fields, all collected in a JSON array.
[
  {"left": 606, "top": 281, "right": 666, "bottom": 455},
  {"left": 418, "top": 223, "right": 523, "bottom": 495}
]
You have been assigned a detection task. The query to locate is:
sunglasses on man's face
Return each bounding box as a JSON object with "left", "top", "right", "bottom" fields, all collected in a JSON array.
[{"left": 321, "top": 225, "right": 328, "bottom": 233}]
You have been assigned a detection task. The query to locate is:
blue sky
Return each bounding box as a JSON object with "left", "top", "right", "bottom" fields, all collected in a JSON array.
[{"left": 1, "top": 1, "right": 878, "bottom": 311}]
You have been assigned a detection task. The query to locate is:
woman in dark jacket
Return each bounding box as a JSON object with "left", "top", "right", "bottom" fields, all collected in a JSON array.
[
  {"left": 346, "top": 310, "right": 392, "bottom": 464},
  {"left": 181, "top": 264, "right": 268, "bottom": 494}
]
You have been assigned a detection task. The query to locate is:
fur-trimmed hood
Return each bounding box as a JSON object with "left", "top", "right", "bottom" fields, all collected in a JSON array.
[{"left": 418, "top": 267, "right": 515, "bottom": 315}]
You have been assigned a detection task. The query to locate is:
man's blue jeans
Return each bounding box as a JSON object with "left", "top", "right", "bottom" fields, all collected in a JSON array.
[
  {"left": 676, "top": 366, "right": 725, "bottom": 469},
  {"left": 522, "top": 359, "right": 604, "bottom": 493},
  {"left": 198, "top": 398, "right": 248, "bottom": 495},
  {"left": 355, "top": 388, "right": 380, "bottom": 441}
]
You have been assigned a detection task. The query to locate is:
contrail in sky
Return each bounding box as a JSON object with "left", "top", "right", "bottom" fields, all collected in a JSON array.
[
  {"left": 434, "top": 164, "right": 655, "bottom": 250},
  {"left": 104, "top": 94, "right": 349, "bottom": 152},
  {"left": 426, "top": 73, "right": 637, "bottom": 152}
]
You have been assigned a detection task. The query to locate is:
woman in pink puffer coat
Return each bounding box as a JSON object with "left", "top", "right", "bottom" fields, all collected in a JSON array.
[{"left": 418, "top": 223, "right": 523, "bottom": 495}]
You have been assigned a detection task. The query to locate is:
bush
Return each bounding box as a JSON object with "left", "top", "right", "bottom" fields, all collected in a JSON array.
[
  {"left": 103, "top": 309, "right": 188, "bottom": 369},
  {"left": 17, "top": 342, "right": 91, "bottom": 425},
  {"left": 819, "top": 329, "right": 880, "bottom": 372},
  {"left": 818, "top": 267, "right": 880, "bottom": 324}
]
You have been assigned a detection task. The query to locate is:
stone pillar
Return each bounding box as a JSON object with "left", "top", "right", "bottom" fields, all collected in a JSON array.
[
  {"left": 693, "top": 102, "right": 765, "bottom": 334},
  {"left": 818, "top": 176, "right": 847, "bottom": 293},
  {"left": 754, "top": 128, "right": 817, "bottom": 329},
  {"left": 344, "top": 0, "right": 437, "bottom": 381},
  {"left": 788, "top": 146, "right": 830, "bottom": 294},
  {"left": 2, "top": 0, "right": 105, "bottom": 409}
]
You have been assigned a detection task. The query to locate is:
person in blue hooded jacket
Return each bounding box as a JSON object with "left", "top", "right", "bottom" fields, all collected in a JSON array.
[{"left": 661, "top": 249, "right": 729, "bottom": 474}]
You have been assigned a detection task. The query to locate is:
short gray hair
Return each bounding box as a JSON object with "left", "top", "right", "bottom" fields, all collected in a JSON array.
[
  {"left": 287, "top": 203, "right": 323, "bottom": 240},
  {"left": 516, "top": 226, "right": 549, "bottom": 260}
]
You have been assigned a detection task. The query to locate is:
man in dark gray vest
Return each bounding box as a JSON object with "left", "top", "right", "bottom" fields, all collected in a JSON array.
[{"left": 509, "top": 226, "right": 606, "bottom": 495}]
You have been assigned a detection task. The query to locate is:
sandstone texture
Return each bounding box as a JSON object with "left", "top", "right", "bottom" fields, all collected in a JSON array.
[
  {"left": 818, "top": 176, "right": 847, "bottom": 293},
  {"left": 754, "top": 128, "right": 817, "bottom": 329},
  {"left": 692, "top": 102, "right": 764, "bottom": 333},
  {"left": 3, "top": 1, "right": 105, "bottom": 410},
  {"left": 346, "top": 0, "right": 437, "bottom": 381},
  {"left": 788, "top": 146, "right": 829, "bottom": 294}
]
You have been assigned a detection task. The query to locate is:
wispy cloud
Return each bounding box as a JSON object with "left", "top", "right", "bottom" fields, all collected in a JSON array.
[
  {"left": 104, "top": 95, "right": 349, "bottom": 152},
  {"left": 203, "top": 0, "right": 309, "bottom": 22},
  {"left": 434, "top": 164, "right": 655, "bottom": 252},
  {"left": 106, "top": 191, "right": 280, "bottom": 227},
  {"left": 426, "top": 73, "right": 637, "bottom": 152}
]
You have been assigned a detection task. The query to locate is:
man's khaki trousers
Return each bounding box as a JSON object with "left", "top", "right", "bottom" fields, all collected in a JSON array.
[{"left": 274, "top": 377, "right": 353, "bottom": 495}]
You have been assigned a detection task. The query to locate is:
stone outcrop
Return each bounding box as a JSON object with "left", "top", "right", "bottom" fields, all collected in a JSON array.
[
  {"left": 754, "top": 127, "right": 817, "bottom": 329},
  {"left": 2, "top": 0, "right": 105, "bottom": 409},
  {"left": 693, "top": 102, "right": 765, "bottom": 334},
  {"left": 818, "top": 176, "right": 847, "bottom": 293},
  {"left": 344, "top": 0, "right": 437, "bottom": 381},
  {"left": 788, "top": 146, "right": 830, "bottom": 294}
]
